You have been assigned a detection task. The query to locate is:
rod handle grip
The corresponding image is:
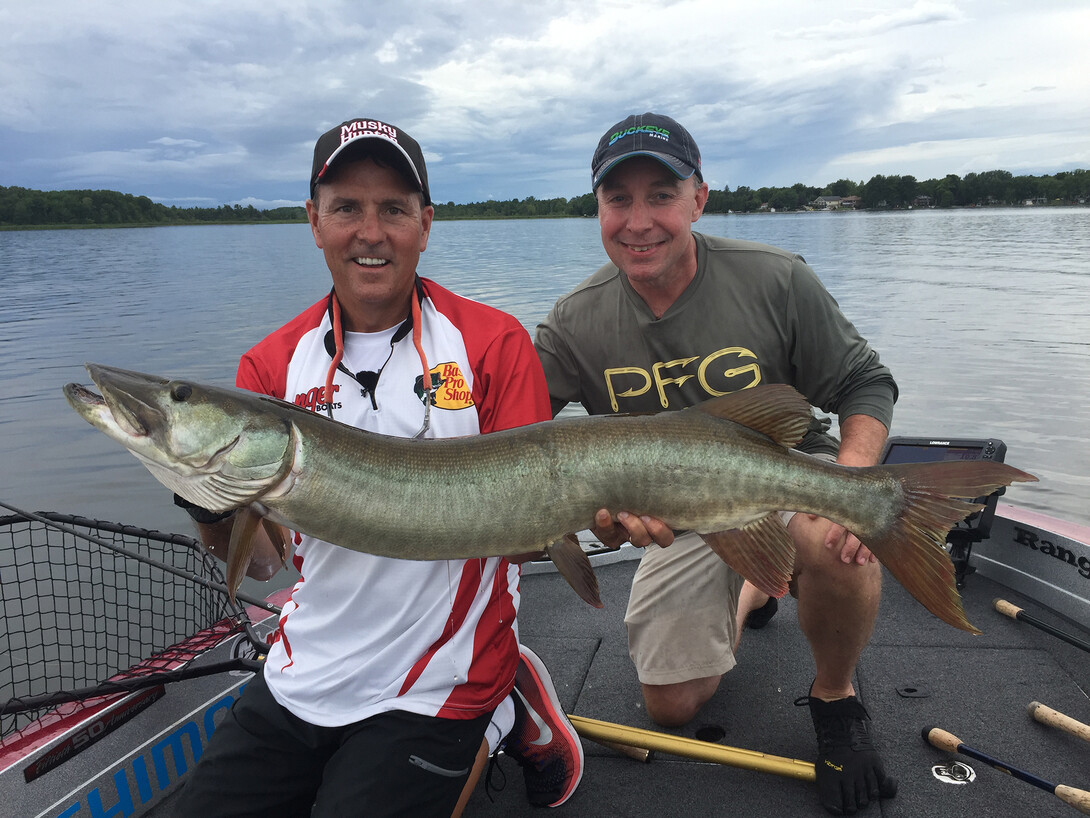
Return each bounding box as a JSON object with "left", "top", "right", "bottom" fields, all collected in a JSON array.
[
  {"left": 921, "top": 726, "right": 962, "bottom": 754},
  {"left": 1029, "top": 701, "right": 1090, "bottom": 743},
  {"left": 994, "top": 598, "right": 1022, "bottom": 619},
  {"left": 1055, "top": 784, "right": 1090, "bottom": 815}
]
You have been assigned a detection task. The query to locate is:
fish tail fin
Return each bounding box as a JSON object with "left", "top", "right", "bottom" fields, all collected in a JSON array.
[
  {"left": 546, "top": 534, "right": 603, "bottom": 608},
  {"left": 862, "top": 461, "right": 1037, "bottom": 633}
]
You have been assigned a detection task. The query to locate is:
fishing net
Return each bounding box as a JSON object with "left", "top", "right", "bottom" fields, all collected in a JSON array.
[{"left": 0, "top": 512, "right": 260, "bottom": 739}]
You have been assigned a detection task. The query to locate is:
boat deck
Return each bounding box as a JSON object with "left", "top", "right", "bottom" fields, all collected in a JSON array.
[
  {"left": 9, "top": 522, "right": 1088, "bottom": 817},
  {"left": 464, "top": 553, "right": 1090, "bottom": 817}
]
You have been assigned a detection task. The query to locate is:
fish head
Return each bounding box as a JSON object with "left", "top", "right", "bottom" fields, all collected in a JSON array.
[{"left": 63, "top": 363, "right": 295, "bottom": 512}]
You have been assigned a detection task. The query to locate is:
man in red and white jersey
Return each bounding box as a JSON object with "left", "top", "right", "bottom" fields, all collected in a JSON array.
[{"left": 172, "top": 119, "right": 582, "bottom": 816}]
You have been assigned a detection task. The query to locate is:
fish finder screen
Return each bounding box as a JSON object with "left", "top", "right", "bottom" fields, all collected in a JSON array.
[{"left": 883, "top": 444, "right": 985, "bottom": 464}]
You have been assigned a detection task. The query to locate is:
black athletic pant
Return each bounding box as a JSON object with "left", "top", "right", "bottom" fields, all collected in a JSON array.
[{"left": 173, "top": 671, "right": 492, "bottom": 817}]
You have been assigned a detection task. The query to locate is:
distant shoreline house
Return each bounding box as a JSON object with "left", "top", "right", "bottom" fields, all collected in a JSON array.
[{"left": 811, "top": 195, "right": 861, "bottom": 210}]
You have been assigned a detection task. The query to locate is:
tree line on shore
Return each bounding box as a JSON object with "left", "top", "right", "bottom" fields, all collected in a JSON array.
[
  {"left": 0, "top": 188, "right": 307, "bottom": 228},
  {"left": 2, "top": 168, "right": 1087, "bottom": 228}
]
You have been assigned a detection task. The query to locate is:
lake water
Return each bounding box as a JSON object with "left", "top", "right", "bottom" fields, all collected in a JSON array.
[{"left": 1, "top": 209, "right": 1088, "bottom": 540}]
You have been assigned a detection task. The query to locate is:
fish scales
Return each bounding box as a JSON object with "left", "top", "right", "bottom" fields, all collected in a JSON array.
[{"left": 279, "top": 409, "right": 860, "bottom": 557}]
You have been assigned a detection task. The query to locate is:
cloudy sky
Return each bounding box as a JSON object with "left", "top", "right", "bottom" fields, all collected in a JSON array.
[{"left": 3, "top": 0, "right": 1087, "bottom": 208}]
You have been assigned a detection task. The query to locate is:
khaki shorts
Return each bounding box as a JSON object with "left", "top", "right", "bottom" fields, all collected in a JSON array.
[
  {"left": 624, "top": 530, "right": 746, "bottom": 686},
  {"left": 624, "top": 452, "right": 835, "bottom": 686}
]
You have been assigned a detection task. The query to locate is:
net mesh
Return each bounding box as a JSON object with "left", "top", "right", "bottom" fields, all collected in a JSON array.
[{"left": 0, "top": 512, "right": 241, "bottom": 738}]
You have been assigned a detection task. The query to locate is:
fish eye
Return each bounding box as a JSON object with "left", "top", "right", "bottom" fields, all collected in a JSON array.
[{"left": 170, "top": 383, "right": 193, "bottom": 402}]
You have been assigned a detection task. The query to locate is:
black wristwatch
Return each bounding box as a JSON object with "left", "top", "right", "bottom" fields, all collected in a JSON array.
[{"left": 173, "top": 493, "right": 236, "bottom": 525}]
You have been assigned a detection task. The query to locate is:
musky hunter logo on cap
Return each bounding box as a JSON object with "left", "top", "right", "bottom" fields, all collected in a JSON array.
[{"left": 340, "top": 120, "right": 399, "bottom": 144}]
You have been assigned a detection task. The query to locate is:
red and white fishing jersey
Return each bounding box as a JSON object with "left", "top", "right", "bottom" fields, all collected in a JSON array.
[{"left": 236, "top": 278, "right": 551, "bottom": 727}]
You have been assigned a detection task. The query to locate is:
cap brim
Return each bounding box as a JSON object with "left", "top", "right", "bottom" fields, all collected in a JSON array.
[
  {"left": 317, "top": 133, "right": 424, "bottom": 194},
  {"left": 592, "top": 151, "right": 697, "bottom": 189}
]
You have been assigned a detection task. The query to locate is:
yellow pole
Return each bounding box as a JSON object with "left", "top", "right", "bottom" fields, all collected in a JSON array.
[{"left": 569, "top": 714, "right": 817, "bottom": 782}]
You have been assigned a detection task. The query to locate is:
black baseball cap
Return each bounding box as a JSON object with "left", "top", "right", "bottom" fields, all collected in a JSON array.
[
  {"left": 591, "top": 113, "right": 702, "bottom": 190},
  {"left": 310, "top": 118, "right": 431, "bottom": 205}
]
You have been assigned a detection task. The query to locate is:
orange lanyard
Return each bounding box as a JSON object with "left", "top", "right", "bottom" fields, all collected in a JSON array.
[{"left": 323, "top": 281, "right": 433, "bottom": 436}]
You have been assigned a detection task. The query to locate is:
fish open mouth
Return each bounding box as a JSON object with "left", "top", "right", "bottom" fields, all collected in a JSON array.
[
  {"left": 64, "top": 382, "right": 106, "bottom": 407},
  {"left": 63, "top": 374, "right": 150, "bottom": 438}
]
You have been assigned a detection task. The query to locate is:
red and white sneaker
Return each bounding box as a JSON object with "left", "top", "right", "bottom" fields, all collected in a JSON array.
[{"left": 502, "top": 645, "right": 584, "bottom": 807}]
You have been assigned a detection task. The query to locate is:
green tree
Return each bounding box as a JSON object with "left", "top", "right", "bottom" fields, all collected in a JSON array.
[
  {"left": 861, "top": 175, "right": 895, "bottom": 208},
  {"left": 899, "top": 176, "right": 918, "bottom": 206},
  {"left": 827, "top": 179, "right": 859, "bottom": 197}
]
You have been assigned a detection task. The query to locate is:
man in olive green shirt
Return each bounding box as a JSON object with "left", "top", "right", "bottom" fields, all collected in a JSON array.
[{"left": 536, "top": 113, "right": 899, "bottom": 816}]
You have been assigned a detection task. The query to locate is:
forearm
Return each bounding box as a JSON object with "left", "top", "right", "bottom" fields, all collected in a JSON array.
[{"left": 836, "top": 414, "right": 889, "bottom": 468}]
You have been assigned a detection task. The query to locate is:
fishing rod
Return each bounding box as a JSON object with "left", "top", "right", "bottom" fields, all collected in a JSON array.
[
  {"left": 923, "top": 726, "right": 1090, "bottom": 815},
  {"left": 0, "top": 499, "right": 279, "bottom": 615},
  {"left": 994, "top": 598, "right": 1090, "bottom": 654}
]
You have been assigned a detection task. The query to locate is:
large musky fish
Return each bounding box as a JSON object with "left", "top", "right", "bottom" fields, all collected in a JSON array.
[{"left": 64, "top": 363, "right": 1036, "bottom": 632}]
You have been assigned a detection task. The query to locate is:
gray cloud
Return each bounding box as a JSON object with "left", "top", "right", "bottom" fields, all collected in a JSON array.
[{"left": 2, "top": 0, "right": 1086, "bottom": 206}]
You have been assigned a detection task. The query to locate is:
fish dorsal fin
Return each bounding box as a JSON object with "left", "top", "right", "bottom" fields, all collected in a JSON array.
[
  {"left": 689, "top": 385, "right": 812, "bottom": 449},
  {"left": 699, "top": 514, "right": 795, "bottom": 599}
]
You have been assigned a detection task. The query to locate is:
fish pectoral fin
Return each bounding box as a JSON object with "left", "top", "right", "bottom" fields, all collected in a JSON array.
[
  {"left": 261, "top": 517, "right": 290, "bottom": 567},
  {"left": 226, "top": 505, "right": 262, "bottom": 602},
  {"left": 546, "top": 533, "right": 603, "bottom": 608},
  {"left": 688, "top": 384, "right": 812, "bottom": 449},
  {"left": 700, "top": 514, "right": 795, "bottom": 598}
]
